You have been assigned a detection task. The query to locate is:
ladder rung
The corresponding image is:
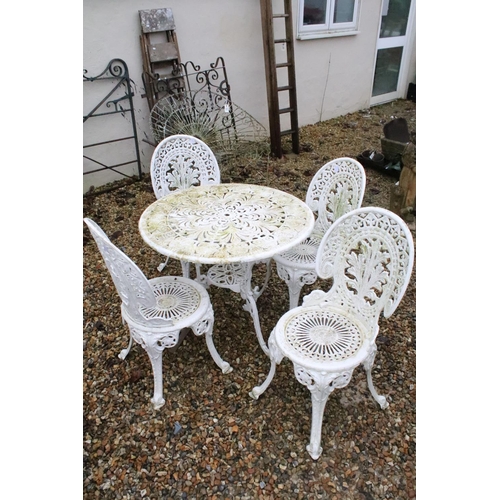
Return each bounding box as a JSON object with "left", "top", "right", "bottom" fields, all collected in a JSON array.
[{"left": 263, "top": 2, "right": 299, "bottom": 156}]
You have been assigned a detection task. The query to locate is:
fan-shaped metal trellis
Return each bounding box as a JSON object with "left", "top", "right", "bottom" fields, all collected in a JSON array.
[{"left": 150, "top": 89, "right": 269, "bottom": 161}]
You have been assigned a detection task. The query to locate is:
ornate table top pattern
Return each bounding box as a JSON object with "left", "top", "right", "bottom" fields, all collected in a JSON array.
[{"left": 139, "top": 183, "right": 315, "bottom": 264}]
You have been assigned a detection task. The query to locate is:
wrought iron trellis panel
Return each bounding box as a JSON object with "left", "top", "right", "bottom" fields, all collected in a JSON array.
[
  {"left": 83, "top": 58, "right": 142, "bottom": 182},
  {"left": 142, "top": 56, "right": 233, "bottom": 111},
  {"left": 143, "top": 56, "right": 238, "bottom": 146}
]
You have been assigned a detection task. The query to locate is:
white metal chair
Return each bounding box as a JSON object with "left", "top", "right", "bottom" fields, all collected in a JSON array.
[
  {"left": 84, "top": 217, "right": 232, "bottom": 410},
  {"left": 150, "top": 134, "right": 221, "bottom": 277},
  {"left": 150, "top": 133, "right": 221, "bottom": 199},
  {"left": 250, "top": 207, "right": 414, "bottom": 459},
  {"left": 150, "top": 133, "right": 271, "bottom": 300},
  {"left": 273, "top": 157, "right": 366, "bottom": 310}
]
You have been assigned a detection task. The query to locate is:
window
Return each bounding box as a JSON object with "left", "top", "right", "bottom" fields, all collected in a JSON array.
[{"left": 298, "top": 0, "right": 360, "bottom": 40}]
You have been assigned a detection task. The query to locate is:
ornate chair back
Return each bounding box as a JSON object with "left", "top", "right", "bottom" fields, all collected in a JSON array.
[
  {"left": 84, "top": 218, "right": 158, "bottom": 325},
  {"left": 305, "top": 158, "right": 366, "bottom": 241},
  {"left": 150, "top": 134, "right": 221, "bottom": 199},
  {"left": 315, "top": 207, "right": 414, "bottom": 336}
]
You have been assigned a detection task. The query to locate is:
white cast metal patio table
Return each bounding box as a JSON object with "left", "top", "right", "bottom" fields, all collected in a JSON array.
[{"left": 139, "top": 183, "right": 315, "bottom": 356}]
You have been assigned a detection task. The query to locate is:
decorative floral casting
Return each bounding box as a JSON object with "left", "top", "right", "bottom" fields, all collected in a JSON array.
[
  {"left": 140, "top": 184, "right": 314, "bottom": 264},
  {"left": 151, "top": 136, "right": 220, "bottom": 199},
  {"left": 273, "top": 157, "right": 366, "bottom": 309},
  {"left": 344, "top": 239, "right": 390, "bottom": 307}
]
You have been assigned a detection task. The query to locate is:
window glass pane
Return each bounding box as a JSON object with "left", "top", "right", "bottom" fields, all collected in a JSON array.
[
  {"left": 372, "top": 46, "right": 403, "bottom": 96},
  {"left": 333, "top": 0, "right": 354, "bottom": 23},
  {"left": 380, "top": 0, "right": 411, "bottom": 38},
  {"left": 303, "top": 0, "right": 327, "bottom": 25}
]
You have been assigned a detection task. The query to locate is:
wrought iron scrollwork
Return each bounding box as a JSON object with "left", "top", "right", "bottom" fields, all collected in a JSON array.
[
  {"left": 142, "top": 56, "right": 233, "bottom": 111},
  {"left": 83, "top": 58, "right": 128, "bottom": 82},
  {"left": 83, "top": 58, "right": 142, "bottom": 186}
]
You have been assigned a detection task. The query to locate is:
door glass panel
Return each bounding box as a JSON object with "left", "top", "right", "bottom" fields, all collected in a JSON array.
[
  {"left": 303, "top": 0, "right": 327, "bottom": 25},
  {"left": 372, "top": 46, "right": 403, "bottom": 96},
  {"left": 333, "top": 0, "right": 354, "bottom": 23},
  {"left": 380, "top": 0, "right": 411, "bottom": 38}
]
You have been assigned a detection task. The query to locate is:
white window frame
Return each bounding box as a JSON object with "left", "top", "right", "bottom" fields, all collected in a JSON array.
[{"left": 297, "top": 0, "right": 361, "bottom": 40}]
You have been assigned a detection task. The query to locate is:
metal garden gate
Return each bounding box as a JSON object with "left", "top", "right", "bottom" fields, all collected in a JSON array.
[{"left": 83, "top": 58, "right": 142, "bottom": 188}]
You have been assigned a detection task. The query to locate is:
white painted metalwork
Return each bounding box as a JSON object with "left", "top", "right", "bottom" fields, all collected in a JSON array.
[
  {"left": 150, "top": 134, "right": 221, "bottom": 199},
  {"left": 84, "top": 218, "right": 232, "bottom": 410},
  {"left": 150, "top": 134, "right": 272, "bottom": 300},
  {"left": 250, "top": 207, "right": 414, "bottom": 459},
  {"left": 150, "top": 134, "right": 220, "bottom": 276},
  {"left": 274, "top": 157, "right": 366, "bottom": 309},
  {"left": 139, "top": 183, "right": 315, "bottom": 355}
]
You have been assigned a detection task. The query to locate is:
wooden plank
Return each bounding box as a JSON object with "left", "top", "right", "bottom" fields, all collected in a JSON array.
[
  {"left": 139, "top": 8, "right": 176, "bottom": 33},
  {"left": 148, "top": 42, "right": 179, "bottom": 63}
]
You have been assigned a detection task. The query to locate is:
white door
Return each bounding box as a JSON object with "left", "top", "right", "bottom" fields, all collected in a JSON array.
[{"left": 370, "top": 0, "right": 416, "bottom": 105}]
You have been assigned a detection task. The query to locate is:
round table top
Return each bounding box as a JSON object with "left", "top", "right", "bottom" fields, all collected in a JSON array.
[{"left": 139, "top": 183, "right": 315, "bottom": 264}]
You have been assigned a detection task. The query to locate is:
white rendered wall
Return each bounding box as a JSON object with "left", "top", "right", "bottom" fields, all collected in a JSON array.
[{"left": 83, "top": 0, "right": 415, "bottom": 192}]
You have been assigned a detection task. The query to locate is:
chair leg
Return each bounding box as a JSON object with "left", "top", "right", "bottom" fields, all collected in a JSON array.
[
  {"left": 192, "top": 306, "right": 233, "bottom": 374},
  {"left": 289, "top": 284, "right": 303, "bottom": 310},
  {"left": 294, "top": 364, "right": 354, "bottom": 460},
  {"left": 307, "top": 389, "right": 330, "bottom": 460},
  {"left": 249, "top": 359, "right": 276, "bottom": 400},
  {"left": 181, "top": 260, "right": 191, "bottom": 279},
  {"left": 195, "top": 264, "right": 204, "bottom": 283},
  {"left": 276, "top": 263, "right": 317, "bottom": 309},
  {"left": 143, "top": 338, "right": 168, "bottom": 410},
  {"left": 204, "top": 331, "right": 233, "bottom": 374},
  {"left": 118, "top": 315, "right": 134, "bottom": 360},
  {"left": 292, "top": 365, "right": 332, "bottom": 459},
  {"left": 157, "top": 257, "right": 169, "bottom": 272},
  {"left": 118, "top": 330, "right": 134, "bottom": 360},
  {"left": 182, "top": 261, "right": 208, "bottom": 288},
  {"left": 124, "top": 323, "right": 175, "bottom": 409},
  {"left": 252, "top": 259, "right": 272, "bottom": 300},
  {"left": 249, "top": 329, "right": 283, "bottom": 399},
  {"left": 363, "top": 345, "right": 388, "bottom": 409}
]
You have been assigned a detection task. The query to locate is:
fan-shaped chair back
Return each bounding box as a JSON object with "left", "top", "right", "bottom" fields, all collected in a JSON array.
[
  {"left": 84, "top": 218, "right": 157, "bottom": 324},
  {"left": 84, "top": 218, "right": 232, "bottom": 409},
  {"left": 305, "top": 158, "right": 366, "bottom": 240},
  {"left": 150, "top": 134, "right": 221, "bottom": 199},
  {"left": 316, "top": 207, "right": 414, "bottom": 335}
]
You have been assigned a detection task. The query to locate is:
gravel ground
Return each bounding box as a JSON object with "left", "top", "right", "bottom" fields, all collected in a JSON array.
[{"left": 83, "top": 99, "right": 416, "bottom": 499}]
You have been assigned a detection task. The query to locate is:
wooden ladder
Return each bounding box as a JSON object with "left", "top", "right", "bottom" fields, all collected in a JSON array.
[
  {"left": 260, "top": 0, "right": 299, "bottom": 158},
  {"left": 139, "top": 8, "right": 183, "bottom": 110}
]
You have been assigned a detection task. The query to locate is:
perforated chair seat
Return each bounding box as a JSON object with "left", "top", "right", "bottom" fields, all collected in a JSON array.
[
  {"left": 273, "top": 236, "right": 321, "bottom": 270},
  {"left": 130, "top": 276, "right": 208, "bottom": 326},
  {"left": 275, "top": 306, "right": 371, "bottom": 373}
]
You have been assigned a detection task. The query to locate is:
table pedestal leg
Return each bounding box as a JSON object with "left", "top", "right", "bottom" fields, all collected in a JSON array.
[{"left": 240, "top": 262, "right": 270, "bottom": 357}]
